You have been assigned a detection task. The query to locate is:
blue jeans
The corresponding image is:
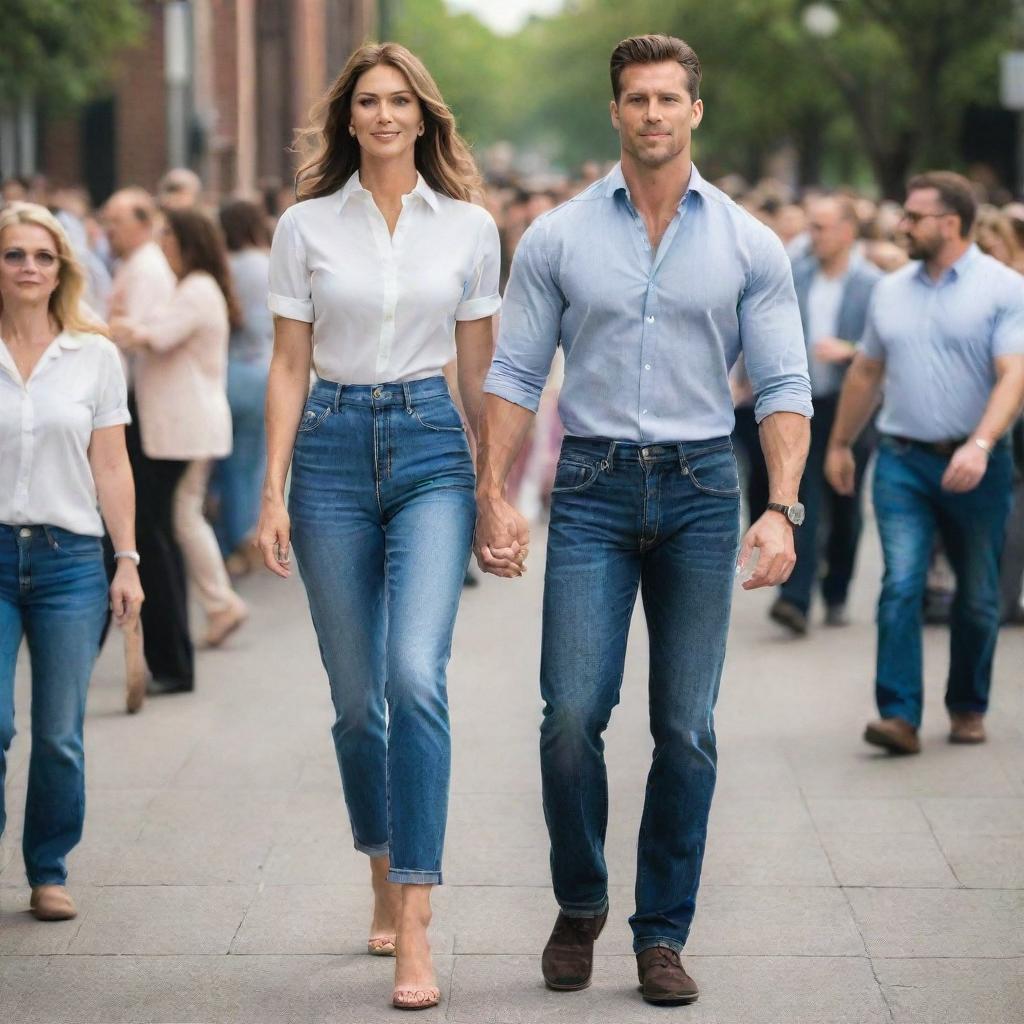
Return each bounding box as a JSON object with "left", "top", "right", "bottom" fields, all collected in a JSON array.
[
  {"left": 540, "top": 436, "right": 741, "bottom": 953},
  {"left": 873, "top": 436, "right": 1014, "bottom": 727},
  {"left": 289, "top": 377, "right": 475, "bottom": 885},
  {"left": 0, "top": 524, "right": 107, "bottom": 886},
  {"left": 214, "top": 358, "right": 268, "bottom": 555}
]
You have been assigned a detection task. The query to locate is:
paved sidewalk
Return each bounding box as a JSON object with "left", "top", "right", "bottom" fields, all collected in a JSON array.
[{"left": 0, "top": 524, "right": 1021, "bottom": 1023}]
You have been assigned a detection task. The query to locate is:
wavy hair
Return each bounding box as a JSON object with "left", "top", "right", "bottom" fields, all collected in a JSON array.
[
  {"left": 294, "top": 42, "right": 481, "bottom": 203},
  {"left": 0, "top": 202, "right": 109, "bottom": 337}
]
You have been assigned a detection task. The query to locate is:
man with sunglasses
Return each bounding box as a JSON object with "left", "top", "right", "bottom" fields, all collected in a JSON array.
[{"left": 826, "top": 171, "right": 1024, "bottom": 754}]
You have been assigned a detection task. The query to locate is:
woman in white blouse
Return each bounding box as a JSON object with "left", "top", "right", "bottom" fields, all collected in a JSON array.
[
  {"left": 257, "top": 43, "right": 503, "bottom": 1011},
  {"left": 112, "top": 208, "right": 248, "bottom": 689},
  {"left": 0, "top": 204, "right": 143, "bottom": 922}
]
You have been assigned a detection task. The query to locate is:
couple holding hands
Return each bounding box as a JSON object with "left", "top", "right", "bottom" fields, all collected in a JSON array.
[{"left": 258, "top": 33, "right": 811, "bottom": 1011}]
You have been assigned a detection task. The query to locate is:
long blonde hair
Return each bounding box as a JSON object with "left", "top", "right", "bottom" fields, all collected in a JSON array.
[
  {"left": 294, "top": 42, "right": 482, "bottom": 203},
  {"left": 0, "top": 203, "right": 109, "bottom": 338}
]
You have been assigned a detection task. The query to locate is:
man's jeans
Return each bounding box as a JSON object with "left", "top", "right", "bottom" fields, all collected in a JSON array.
[
  {"left": 289, "top": 377, "right": 475, "bottom": 885},
  {"left": 873, "top": 436, "right": 1014, "bottom": 727},
  {"left": 541, "top": 436, "right": 740, "bottom": 953},
  {"left": 0, "top": 525, "right": 107, "bottom": 886}
]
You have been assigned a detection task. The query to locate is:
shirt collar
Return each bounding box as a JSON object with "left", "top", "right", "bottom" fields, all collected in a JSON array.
[
  {"left": 914, "top": 243, "right": 979, "bottom": 285},
  {"left": 0, "top": 331, "right": 79, "bottom": 385},
  {"left": 335, "top": 171, "right": 440, "bottom": 214},
  {"left": 604, "top": 161, "right": 708, "bottom": 207}
]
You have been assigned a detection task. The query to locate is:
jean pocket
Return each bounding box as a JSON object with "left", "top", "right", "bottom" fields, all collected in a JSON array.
[
  {"left": 684, "top": 446, "right": 740, "bottom": 497},
  {"left": 410, "top": 397, "right": 464, "bottom": 432},
  {"left": 552, "top": 457, "right": 602, "bottom": 494},
  {"left": 48, "top": 528, "right": 103, "bottom": 559},
  {"left": 297, "top": 400, "right": 332, "bottom": 434}
]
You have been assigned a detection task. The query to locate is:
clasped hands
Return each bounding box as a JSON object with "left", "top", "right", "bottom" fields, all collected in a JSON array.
[{"left": 474, "top": 495, "right": 530, "bottom": 578}]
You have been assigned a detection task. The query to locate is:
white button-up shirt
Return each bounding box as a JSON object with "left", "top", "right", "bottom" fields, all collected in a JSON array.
[
  {"left": 0, "top": 331, "right": 130, "bottom": 536},
  {"left": 268, "top": 172, "right": 501, "bottom": 384}
]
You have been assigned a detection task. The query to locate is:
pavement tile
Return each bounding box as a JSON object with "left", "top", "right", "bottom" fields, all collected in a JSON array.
[
  {"left": 846, "top": 888, "right": 1024, "bottom": 957},
  {"left": 699, "top": 831, "right": 836, "bottom": 886},
  {"left": 0, "top": 886, "right": 99, "bottom": 954},
  {"left": 706, "top": 795, "right": 815, "bottom": 833},
  {"left": 818, "top": 832, "right": 959, "bottom": 888},
  {"left": 806, "top": 797, "right": 931, "bottom": 834},
  {"left": 448, "top": 954, "right": 890, "bottom": 1024},
  {"left": 263, "top": 834, "right": 365, "bottom": 883},
  {"left": 874, "top": 956, "right": 1024, "bottom": 1024},
  {"left": 918, "top": 796, "right": 1024, "bottom": 835},
  {"left": 67, "top": 884, "right": 255, "bottom": 954},
  {"left": 932, "top": 833, "right": 1024, "bottom": 888}
]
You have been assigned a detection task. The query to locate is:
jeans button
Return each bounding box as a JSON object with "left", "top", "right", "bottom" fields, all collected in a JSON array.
[
  {"left": 372, "top": 386, "right": 383, "bottom": 399},
  {"left": 19, "top": 527, "right": 32, "bottom": 538}
]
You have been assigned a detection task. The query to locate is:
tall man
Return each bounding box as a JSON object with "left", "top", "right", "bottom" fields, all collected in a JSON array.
[
  {"left": 826, "top": 172, "right": 1024, "bottom": 754},
  {"left": 769, "top": 197, "right": 882, "bottom": 634},
  {"left": 475, "top": 35, "right": 811, "bottom": 1007}
]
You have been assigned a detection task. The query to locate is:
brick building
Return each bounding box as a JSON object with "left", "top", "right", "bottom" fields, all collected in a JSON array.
[{"left": 34, "top": 0, "right": 376, "bottom": 204}]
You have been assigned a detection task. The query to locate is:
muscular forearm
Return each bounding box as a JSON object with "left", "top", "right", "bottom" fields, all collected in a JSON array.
[
  {"left": 476, "top": 393, "right": 535, "bottom": 499},
  {"left": 972, "top": 364, "right": 1024, "bottom": 445},
  {"left": 263, "top": 320, "right": 312, "bottom": 499},
  {"left": 758, "top": 411, "right": 810, "bottom": 504},
  {"left": 829, "top": 355, "right": 884, "bottom": 448}
]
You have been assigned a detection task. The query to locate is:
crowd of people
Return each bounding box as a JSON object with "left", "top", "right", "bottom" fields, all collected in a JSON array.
[{"left": 0, "top": 29, "right": 1022, "bottom": 1015}]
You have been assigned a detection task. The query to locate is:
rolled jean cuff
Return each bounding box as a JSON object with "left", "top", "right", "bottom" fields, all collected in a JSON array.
[
  {"left": 26, "top": 872, "right": 68, "bottom": 888},
  {"left": 388, "top": 867, "right": 442, "bottom": 885},
  {"left": 634, "top": 937, "right": 685, "bottom": 954},
  {"left": 558, "top": 896, "right": 609, "bottom": 919},
  {"left": 354, "top": 838, "right": 389, "bottom": 858}
]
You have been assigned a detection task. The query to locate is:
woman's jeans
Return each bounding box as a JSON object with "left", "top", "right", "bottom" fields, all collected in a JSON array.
[
  {"left": 214, "top": 358, "right": 268, "bottom": 555},
  {"left": 873, "top": 436, "right": 1014, "bottom": 728},
  {"left": 0, "top": 524, "right": 107, "bottom": 886},
  {"left": 289, "top": 377, "right": 475, "bottom": 885},
  {"left": 540, "top": 436, "right": 741, "bottom": 953}
]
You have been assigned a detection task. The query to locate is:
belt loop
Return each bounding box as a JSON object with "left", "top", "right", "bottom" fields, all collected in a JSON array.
[
  {"left": 403, "top": 382, "right": 413, "bottom": 414},
  {"left": 42, "top": 525, "right": 55, "bottom": 549},
  {"left": 334, "top": 383, "right": 342, "bottom": 413},
  {"left": 677, "top": 445, "right": 688, "bottom": 477},
  {"left": 606, "top": 440, "right": 617, "bottom": 473}
]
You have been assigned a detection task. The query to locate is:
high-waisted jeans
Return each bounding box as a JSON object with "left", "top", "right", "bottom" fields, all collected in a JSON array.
[
  {"left": 540, "top": 436, "right": 741, "bottom": 953},
  {"left": 289, "top": 377, "right": 476, "bottom": 885},
  {"left": 0, "top": 524, "right": 107, "bottom": 886}
]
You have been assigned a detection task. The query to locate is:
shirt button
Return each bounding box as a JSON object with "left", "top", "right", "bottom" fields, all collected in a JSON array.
[
  {"left": 644, "top": 364, "right": 651, "bottom": 370},
  {"left": 646, "top": 315, "right": 655, "bottom": 324},
  {"left": 642, "top": 409, "right": 648, "bottom": 415}
]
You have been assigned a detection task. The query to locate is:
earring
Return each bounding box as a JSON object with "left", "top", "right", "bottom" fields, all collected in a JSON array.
[{"left": 349, "top": 125, "right": 356, "bottom": 136}]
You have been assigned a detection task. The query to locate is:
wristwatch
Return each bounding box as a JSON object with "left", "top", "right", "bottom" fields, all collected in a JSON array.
[{"left": 766, "top": 502, "right": 805, "bottom": 527}]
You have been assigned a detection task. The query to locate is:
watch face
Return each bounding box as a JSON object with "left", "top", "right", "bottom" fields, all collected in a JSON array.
[{"left": 788, "top": 502, "right": 806, "bottom": 526}]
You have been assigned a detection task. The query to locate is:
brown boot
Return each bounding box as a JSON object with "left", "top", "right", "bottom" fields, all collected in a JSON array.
[
  {"left": 863, "top": 717, "right": 921, "bottom": 755},
  {"left": 30, "top": 885, "right": 77, "bottom": 921},
  {"left": 637, "top": 947, "right": 699, "bottom": 1006},
  {"left": 949, "top": 711, "right": 986, "bottom": 744},
  {"left": 541, "top": 908, "right": 608, "bottom": 991}
]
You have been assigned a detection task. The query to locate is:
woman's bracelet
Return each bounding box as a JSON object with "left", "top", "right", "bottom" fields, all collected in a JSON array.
[{"left": 114, "top": 550, "right": 141, "bottom": 566}]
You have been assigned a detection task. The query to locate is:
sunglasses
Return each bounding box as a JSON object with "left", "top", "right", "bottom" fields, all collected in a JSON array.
[
  {"left": 2, "top": 248, "right": 61, "bottom": 269},
  {"left": 899, "top": 210, "right": 951, "bottom": 225}
]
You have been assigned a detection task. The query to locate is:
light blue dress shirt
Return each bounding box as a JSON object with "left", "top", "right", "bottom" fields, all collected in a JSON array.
[
  {"left": 484, "top": 163, "right": 812, "bottom": 443},
  {"left": 859, "top": 245, "right": 1024, "bottom": 442}
]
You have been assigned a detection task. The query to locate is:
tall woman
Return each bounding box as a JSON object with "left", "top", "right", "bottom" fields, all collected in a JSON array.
[
  {"left": 257, "top": 43, "right": 500, "bottom": 1011},
  {"left": 0, "top": 204, "right": 143, "bottom": 920},
  {"left": 111, "top": 209, "right": 247, "bottom": 671}
]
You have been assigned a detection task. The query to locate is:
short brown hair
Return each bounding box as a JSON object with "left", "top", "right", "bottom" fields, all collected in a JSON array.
[
  {"left": 219, "top": 199, "right": 271, "bottom": 252},
  {"left": 610, "top": 34, "right": 701, "bottom": 103},
  {"left": 905, "top": 171, "right": 977, "bottom": 238}
]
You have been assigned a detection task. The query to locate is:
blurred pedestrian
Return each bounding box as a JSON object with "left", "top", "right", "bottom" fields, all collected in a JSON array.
[
  {"left": 111, "top": 208, "right": 247, "bottom": 677},
  {"left": 826, "top": 172, "right": 1024, "bottom": 754},
  {"left": 215, "top": 199, "right": 273, "bottom": 573},
  {"left": 157, "top": 168, "right": 203, "bottom": 211},
  {"left": 0, "top": 204, "right": 143, "bottom": 922},
  {"left": 768, "top": 196, "right": 881, "bottom": 634},
  {"left": 257, "top": 43, "right": 499, "bottom": 1011}
]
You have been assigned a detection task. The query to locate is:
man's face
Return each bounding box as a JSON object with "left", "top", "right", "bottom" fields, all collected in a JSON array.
[
  {"left": 102, "top": 195, "right": 149, "bottom": 258},
  {"left": 808, "top": 200, "right": 855, "bottom": 263},
  {"left": 611, "top": 62, "right": 702, "bottom": 170},
  {"left": 901, "top": 187, "right": 957, "bottom": 261}
]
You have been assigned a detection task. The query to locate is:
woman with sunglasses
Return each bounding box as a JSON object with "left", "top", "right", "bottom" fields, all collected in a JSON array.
[{"left": 0, "top": 203, "right": 143, "bottom": 922}]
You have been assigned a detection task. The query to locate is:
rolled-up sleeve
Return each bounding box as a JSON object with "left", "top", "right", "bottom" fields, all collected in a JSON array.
[
  {"left": 993, "top": 277, "right": 1024, "bottom": 356},
  {"left": 455, "top": 212, "right": 502, "bottom": 321},
  {"left": 93, "top": 338, "right": 131, "bottom": 429},
  {"left": 483, "top": 220, "right": 563, "bottom": 413},
  {"left": 740, "top": 229, "right": 813, "bottom": 424},
  {"left": 268, "top": 208, "right": 314, "bottom": 323}
]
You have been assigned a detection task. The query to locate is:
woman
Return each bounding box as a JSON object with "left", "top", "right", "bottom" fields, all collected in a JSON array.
[
  {"left": 215, "top": 200, "right": 273, "bottom": 574},
  {"left": 112, "top": 209, "right": 247, "bottom": 673},
  {"left": 258, "top": 43, "right": 502, "bottom": 1011},
  {"left": 0, "top": 204, "right": 143, "bottom": 920}
]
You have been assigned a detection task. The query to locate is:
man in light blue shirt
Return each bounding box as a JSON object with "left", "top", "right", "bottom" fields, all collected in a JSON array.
[
  {"left": 474, "top": 34, "right": 811, "bottom": 1006},
  {"left": 826, "top": 171, "right": 1024, "bottom": 755}
]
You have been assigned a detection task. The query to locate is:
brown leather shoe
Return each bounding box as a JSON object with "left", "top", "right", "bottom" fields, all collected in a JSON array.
[
  {"left": 541, "top": 908, "right": 608, "bottom": 991},
  {"left": 863, "top": 717, "right": 921, "bottom": 755},
  {"left": 637, "top": 947, "right": 699, "bottom": 1006},
  {"left": 949, "top": 711, "right": 986, "bottom": 744},
  {"left": 30, "top": 885, "right": 77, "bottom": 921}
]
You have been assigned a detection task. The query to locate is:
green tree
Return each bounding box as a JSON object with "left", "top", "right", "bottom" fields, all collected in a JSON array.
[{"left": 0, "top": 0, "right": 145, "bottom": 109}]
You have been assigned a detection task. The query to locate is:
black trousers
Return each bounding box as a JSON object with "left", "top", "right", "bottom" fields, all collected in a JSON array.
[{"left": 126, "top": 396, "right": 194, "bottom": 687}]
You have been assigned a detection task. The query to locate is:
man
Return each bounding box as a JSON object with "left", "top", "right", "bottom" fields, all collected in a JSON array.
[
  {"left": 103, "top": 189, "right": 190, "bottom": 694},
  {"left": 157, "top": 167, "right": 202, "bottom": 211},
  {"left": 826, "top": 172, "right": 1024, "bottom": 755},
  {"left": 476, "top": 34, "right": 811, "bottom": 1007},
  {"left": 768, "top": 196, "right": 882, "bottom": 634}
]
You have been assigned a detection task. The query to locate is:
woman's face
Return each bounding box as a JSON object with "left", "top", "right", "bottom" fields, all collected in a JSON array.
[
  {"left": 977, "top": 227, "right": 1012, "bottom": 267},
  {"left": 349, "top": 64, "right": 424, "bottom": 164},
  {"left": 0, "top": 222, "right": 61, "bottom": 311},
  {"left": 158, "top": 222, "right": 184, "bottom": 278}
]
